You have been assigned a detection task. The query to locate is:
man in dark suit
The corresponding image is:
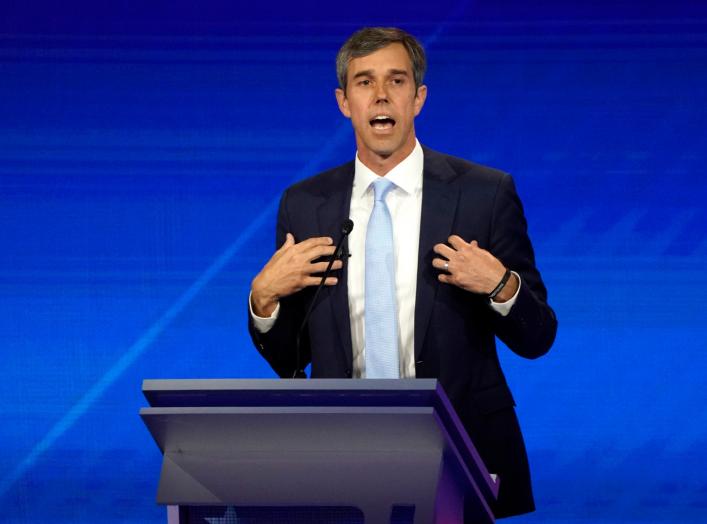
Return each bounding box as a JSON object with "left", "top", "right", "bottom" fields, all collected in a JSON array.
[{"left": 248, "top": 27, "right": 557, "bottom": 519}]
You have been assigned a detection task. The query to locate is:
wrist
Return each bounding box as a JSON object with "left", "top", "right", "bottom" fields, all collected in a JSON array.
[
  {"left": 251, "top": 279, "right": 278, "bottom": 317},
  {"left": 491, "top": 272, "right": 518, "bottom": 303},
  {"left": 252, "top": 294, "right": 278, "bottom": 318},
  {"left": 487, "top": 267, "right": 511, "bottom": 301}
]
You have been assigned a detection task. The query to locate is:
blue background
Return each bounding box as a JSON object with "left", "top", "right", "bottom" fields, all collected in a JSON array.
[{"left": 1, "top": 1, "right": 706, "bottom": 522}]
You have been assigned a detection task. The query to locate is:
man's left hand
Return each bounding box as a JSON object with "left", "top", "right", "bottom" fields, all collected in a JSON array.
[{"left": 432, "top": 235, "right": 518, "bottom": 302}]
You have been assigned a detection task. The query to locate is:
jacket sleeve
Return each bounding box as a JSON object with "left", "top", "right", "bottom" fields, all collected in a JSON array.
[
  {"left": 489, "top": 174, "right": 558, "bottom": 359},
  {"left": 247, "top": 189, "right": 311, "bottom": 377}
]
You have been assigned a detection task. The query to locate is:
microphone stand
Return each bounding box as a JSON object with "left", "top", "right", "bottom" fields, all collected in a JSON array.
[{"left": 293, "top": 219, "right": 353, "bottom": 378}]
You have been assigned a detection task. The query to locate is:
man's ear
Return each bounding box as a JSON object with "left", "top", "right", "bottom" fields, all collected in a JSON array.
[
  {"left": 413, "top": 84, "right": 428, "bottom": 116},
  {"left": 335, "top": 88, "right": 351, "bottom": 118}
]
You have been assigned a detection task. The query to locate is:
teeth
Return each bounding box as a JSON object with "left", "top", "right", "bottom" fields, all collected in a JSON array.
[{"left": 373, "top": 115, "right": 392, "bottom": 120}]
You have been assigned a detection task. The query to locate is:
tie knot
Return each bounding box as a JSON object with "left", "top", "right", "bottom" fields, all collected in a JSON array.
[{"left": 372, "top": 177, "right": 395, "bottom": 202}]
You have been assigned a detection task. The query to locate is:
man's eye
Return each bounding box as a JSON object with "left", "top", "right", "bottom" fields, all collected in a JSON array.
[{"left": 359, "top": 79, "right": 371, "bottom": 86}]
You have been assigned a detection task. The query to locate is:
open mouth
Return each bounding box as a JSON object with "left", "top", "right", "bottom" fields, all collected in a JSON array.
[{"left": 369, "top": 115, "right": 396, "bottom": 130}]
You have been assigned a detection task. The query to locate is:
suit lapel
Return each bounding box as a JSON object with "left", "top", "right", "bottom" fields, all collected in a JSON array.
[
  {"left": 415, "top": 148, "right": 460, "bottom": 361},
  {"left": 316, "top": 163, "right": 355, "bottom": 370}
]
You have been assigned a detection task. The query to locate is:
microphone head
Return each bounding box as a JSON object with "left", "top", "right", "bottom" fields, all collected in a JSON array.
[{"left": 341, "top": 219, "right": 354, "bottom": 235}]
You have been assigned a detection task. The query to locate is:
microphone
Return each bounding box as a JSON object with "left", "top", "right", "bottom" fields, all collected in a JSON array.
[
  {"left": 340, "top": 218, "right": 354, "bottom": 236},
  {"left": 293, "top": 219, "right": 354, "bottom": 378}
]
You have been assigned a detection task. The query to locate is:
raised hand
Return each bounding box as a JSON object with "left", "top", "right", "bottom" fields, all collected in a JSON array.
[
  {"left": 251, "top": 234, "right": 343, "bottom": 316},
  {"left": 432, "top": 235, "right": 518, "bottom": 302}
]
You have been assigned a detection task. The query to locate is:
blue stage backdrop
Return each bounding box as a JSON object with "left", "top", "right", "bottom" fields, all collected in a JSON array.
[{"left": 1, "top": 2, "right": 706, "bottom": 523}]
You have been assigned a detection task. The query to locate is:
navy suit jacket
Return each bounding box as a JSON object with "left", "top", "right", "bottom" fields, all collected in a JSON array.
[{"left": 249, "top": 146, "right": 557, "bottom": 518}]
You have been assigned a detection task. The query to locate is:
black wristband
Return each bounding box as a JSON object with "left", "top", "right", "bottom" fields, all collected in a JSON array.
[{"left": 488, "top": 268, "right": 512, "bottom": 301}]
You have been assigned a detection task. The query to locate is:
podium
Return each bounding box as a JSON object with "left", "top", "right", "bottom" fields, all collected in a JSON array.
[{"left": 140, "top": 379, "right": 498, "bottom": 524}]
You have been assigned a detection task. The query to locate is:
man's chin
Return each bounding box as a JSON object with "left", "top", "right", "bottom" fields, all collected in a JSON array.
[
  {"left": 356, "top": 132, "right": 413, "bottom": 163},
  {"left": 366, "top": 138, "right": 399, "bottom": 159},
  {"left": 372, "top": 149, "right": 394, "bottom": 159}
]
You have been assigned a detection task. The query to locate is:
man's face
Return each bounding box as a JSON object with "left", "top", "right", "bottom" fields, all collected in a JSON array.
[{"left": 336, "top": 43, "right": 427, "bottom": 168}]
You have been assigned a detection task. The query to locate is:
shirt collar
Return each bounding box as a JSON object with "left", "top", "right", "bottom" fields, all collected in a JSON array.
[{"left": 352, "top": 139, "right": 424, "bottom": 199}]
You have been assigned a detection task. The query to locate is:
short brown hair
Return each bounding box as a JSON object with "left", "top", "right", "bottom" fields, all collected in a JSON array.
[{"left": 336, "top": 27, "right": 427, "bottom": 92}]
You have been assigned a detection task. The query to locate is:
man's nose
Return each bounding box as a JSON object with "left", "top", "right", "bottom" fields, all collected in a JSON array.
[{"left": 375, "top": 83, "right": 389, "bottom": 102}]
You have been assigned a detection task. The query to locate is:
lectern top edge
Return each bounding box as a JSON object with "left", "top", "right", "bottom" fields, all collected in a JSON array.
[
  {"left": 142, "top": 378, "right": 438, "bottom": 392},
  {"left": 142, "top": 378, "right": 446, "bottom": 411}
]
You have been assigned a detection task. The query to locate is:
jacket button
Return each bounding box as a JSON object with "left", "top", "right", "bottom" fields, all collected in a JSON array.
[{"left": 345, "top": 369, "right": 352, "bottom": 378}]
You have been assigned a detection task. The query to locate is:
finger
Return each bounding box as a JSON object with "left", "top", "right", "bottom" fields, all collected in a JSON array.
[
  {"left": 300, "top": 243, "right": 338, "bottom": 262},
  {"left": 296, "top": 236, "right": 334, "bottom": 249},
  {"left": 320, "top": 259, "right": 344, "bottom": 271},
  {"left": 275, "top": 233, "right": 296, "bottom": 253},
  {"left": 431, "top": 257, "right": 450, "bottom": 271},
  {"left": 329, "top": 259, "right": 344, "bottom": 270},
  {"left": 304, "top": 276, "right": 338, "bottom": 287},
  {"left": 433, "top": 243, "right": 456, "bottom": 258},
  {"left": 448, "top": 235, "right": 469, "bottom": 250},
  {"left": 438, "top": 273, "right": 452, "bottom": 284},
  {"left": 469, "top": 240, "right": 491, "bottom": 258},
  {"left": 471, "top": 241, "right": 494, "bottom": 260},
  {"left": 308, "top": 260, "right": 343, "bottom": 274}
]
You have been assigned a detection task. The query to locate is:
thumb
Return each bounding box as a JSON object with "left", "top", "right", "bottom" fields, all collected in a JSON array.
[{"left": 283, "top": 233, "right": 295, "bottom": 247}]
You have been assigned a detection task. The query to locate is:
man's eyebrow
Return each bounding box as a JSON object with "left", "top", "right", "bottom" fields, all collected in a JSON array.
[
  {"left": 351, "top": 69, "right": 410, "bottom": 80},
  {"left": 352, "top": 69, "right": 374, "bottom": 80}
]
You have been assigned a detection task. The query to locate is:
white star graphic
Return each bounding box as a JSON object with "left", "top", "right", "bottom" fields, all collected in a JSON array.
[{"left": 205, "top": 506, "right": 240, "bottom": 524}]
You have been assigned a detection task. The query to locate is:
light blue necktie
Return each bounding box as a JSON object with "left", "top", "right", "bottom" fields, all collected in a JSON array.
[{"left": 365, "top": 178, "right": 400, "bottom": 378}]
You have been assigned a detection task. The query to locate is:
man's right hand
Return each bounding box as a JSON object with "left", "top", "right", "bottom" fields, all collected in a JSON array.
[{"left": 250, "top": 233, "right": 343, "bottom": 317}]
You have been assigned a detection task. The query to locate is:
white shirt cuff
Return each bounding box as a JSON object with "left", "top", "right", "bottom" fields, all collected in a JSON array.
[
  {"left": 249, "top": 290, "right": 280, "bottom": 333},
  {"left": 488, "top": 271, "right": 521, "bottom": 317}
]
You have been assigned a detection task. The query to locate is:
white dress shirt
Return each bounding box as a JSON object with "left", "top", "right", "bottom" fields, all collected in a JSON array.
[
  {"left": 250, "top": 140, "right": 520, "bottom": 378},
  {"left": 347, "top": 140, "right": 424, "bottom": 378}
]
